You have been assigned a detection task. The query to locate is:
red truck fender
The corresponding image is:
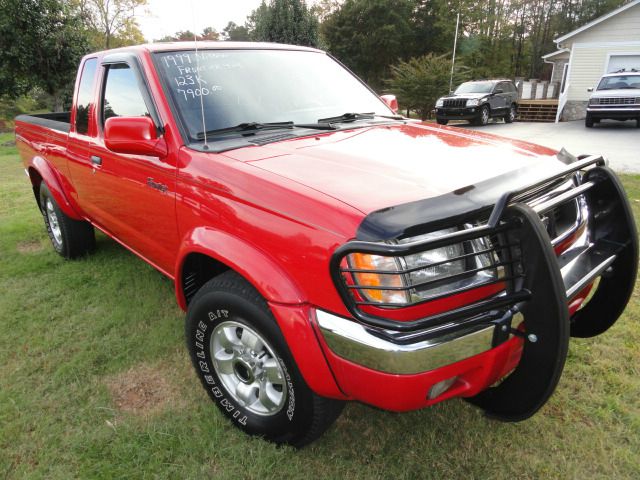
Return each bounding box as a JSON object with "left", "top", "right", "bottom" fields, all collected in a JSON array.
[
  {"left": 27, "top": 156, "right": 84, "bottom": 220},
  {"left": 175, "top": 227, "right": 345, "bottom": 398},
  {"left": 175, "top": 226, "right": 306, "bottom": 310}
]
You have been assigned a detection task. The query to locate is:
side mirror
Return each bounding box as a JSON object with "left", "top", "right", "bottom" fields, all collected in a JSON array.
[
  {"left": 104, "top": 116, "right": 167, "bottom": 157},
  {"left": 587, "top": 87, "right": 594, "bottom": 92},
  {"left": 380, "top": 94, "right": 399, "bottom": 113}
]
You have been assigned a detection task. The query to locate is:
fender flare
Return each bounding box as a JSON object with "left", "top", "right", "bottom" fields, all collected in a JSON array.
[
  {"left": 28, "top": 156, "right": 84, "bottom": 220},
  {"left": 175, "top": 228, "right": 343, "bottom": 398},
  {"left": 175, "top": 226, "right": 305, "bottom": 310}
]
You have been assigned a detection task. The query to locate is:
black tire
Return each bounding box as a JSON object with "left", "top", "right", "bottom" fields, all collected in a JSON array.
[
  {"left": 585, "top": 113, "right": 594, "bottom": 128},
  {"left": 185, "top": 271, "right": 344, "bottom": 447},
  {"left": 636, "top": 118, "right": 640, "bottom": 128},
  {"left": 39, "top": 183, "right": 95, "bottom": 259},
  {"left": 436, "top": 118, "right": 448, "bottom": 125},
  {"left": 475, "top": 105, "right": 490, "bottom": 126},
  {"left": 504, "top": 104, "right": 516, "bottom": 123}
]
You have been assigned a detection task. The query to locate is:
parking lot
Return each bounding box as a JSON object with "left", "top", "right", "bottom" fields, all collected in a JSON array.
[{"left": 458, "top": 119, "right": 639, "bottom": 172}]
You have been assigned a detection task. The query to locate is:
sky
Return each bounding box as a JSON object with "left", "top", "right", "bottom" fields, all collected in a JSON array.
[{"left": 136, "top": 0, "right": 318, "bottom": 42}]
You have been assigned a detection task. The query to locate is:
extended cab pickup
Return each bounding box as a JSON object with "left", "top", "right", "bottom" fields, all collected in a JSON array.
[{"left": 15, "top": 42, "right": 638, "bottom": 447}]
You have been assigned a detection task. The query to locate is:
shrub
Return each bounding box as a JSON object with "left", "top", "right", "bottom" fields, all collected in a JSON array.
[{"left": 387, "top": 53, "right": 468, "bottom": 120}]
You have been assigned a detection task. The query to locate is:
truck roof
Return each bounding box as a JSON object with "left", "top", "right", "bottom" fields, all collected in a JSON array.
[
  {"left": 89, "top": 41, "right": 324, "bottom": 57},
  {"left": 602, "top": 70, "right": 640, "bottom": 77}
]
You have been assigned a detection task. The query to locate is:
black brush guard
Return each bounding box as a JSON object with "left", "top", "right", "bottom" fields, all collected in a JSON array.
[{"left": 330, "top": 156, "right": 638, "bottom": 421}]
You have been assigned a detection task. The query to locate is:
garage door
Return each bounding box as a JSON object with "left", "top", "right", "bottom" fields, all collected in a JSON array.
[{"left": 607, "top": 54, "right": 640, "bottom": 73}]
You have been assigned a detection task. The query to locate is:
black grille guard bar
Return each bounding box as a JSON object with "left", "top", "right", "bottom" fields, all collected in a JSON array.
[{"left": 330, "top": 155, "right": 637, "bottom": 338}]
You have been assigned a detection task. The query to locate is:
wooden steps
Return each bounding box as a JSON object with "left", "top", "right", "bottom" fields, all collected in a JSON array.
[{"left": 517, "top": 100, "right": 558, "bottom": 122}]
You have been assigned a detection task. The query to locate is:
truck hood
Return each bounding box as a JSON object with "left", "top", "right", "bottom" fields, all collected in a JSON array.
[
  {"left": 225, "top": 122, "right": 564, "bottom": 215},
  {"left": 590, "top": 88, "right": 640, "bottom": 98},
  {"left": 441, "top": 92, "right": 490, "bottom": 100}
]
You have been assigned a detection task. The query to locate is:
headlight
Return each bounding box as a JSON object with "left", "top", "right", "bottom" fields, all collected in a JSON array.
[
  {"left": 466, "top": 98, "right": 480, "bottom": 107},
  {"left": 589, "top": 98, "right": 599, "bottom": 105},
  {"left": 348, "top": 253, "right": 409, "bottom": 304},
  {"left": 346, "top": 227, "right": 502, "bottom": 306},
  {"left": 436, "top": 98, "right": 444, "bottom": 107}
]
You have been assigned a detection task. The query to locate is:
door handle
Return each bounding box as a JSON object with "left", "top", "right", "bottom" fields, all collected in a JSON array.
[{"left": 90, "top": 155, "right": 102, "bottom": 166}]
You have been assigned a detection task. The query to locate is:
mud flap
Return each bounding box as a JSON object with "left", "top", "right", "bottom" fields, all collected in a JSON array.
[
  {"left": 570, "top": 167, "right": 638, "bottom": 338},
  {"left": 467, "top": 204, "right": 570, "bottom": 421}
]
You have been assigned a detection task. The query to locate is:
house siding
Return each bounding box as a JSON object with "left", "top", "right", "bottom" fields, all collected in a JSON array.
[
  {"left": 567, "top": 44, "right": 640, "bottom": 102},
  {"left": 560, "top": 4, "right": 640, "bottom": 46}
]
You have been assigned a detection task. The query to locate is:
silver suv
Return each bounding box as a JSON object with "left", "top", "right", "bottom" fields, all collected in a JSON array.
[{"left": 586, "top": 70, "right": 640, "bottom": 128}]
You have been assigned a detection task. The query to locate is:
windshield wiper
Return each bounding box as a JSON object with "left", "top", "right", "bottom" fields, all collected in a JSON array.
[
  {"left": 317, "top": 112, "right": 404, "bottom": 124},
  {"left": 196, "top": 121, "right": 337, "bottom": 140}
]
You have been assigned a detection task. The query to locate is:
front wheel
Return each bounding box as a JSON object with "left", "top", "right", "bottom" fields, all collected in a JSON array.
[
  {"left": 585, "top": 113, "right": 594, "bottom": 128},
  {"left": 185, "top": 271, "right": 344, "bottom": 447},
  {"left": 436, "top": 118, "right": 448, "bottom": 125},
  {"left": 475, "top": 105, "right": 490, "bottom": 126}
]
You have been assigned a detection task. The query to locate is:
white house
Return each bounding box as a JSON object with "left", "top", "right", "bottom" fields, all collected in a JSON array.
[{"left": 542, "top": 0, "right": 640, "bottom": 121}]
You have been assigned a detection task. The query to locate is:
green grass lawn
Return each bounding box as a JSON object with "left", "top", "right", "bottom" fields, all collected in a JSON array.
[{"left": 1, "top": 131, "right": 639, "bottom": 479}]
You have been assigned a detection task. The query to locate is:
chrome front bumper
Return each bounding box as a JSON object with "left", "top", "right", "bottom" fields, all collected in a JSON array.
[{"left": 316, "top": 309, "right": 502, "bottom": 375}]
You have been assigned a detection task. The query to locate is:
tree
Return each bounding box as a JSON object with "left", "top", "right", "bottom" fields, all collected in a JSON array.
[
  {"left": 158, "top": 27, "right": 220, "bottom": 42},
  {"left": 310, "top": 0, "right": 340, "bottom": 22},
  {"left": 222, "top": 21, "right": 251, "bottom": 41},
  {"left": 0, "top": 0, "right": 90, "bottom": 110},
  {"left": 249, "top": 0, "right": 320, "bottom": 47},
  {"left": 78, "top": 0, "right": 147, "bottom": 49},
  {"left": 387, "top": 53, "right": 468, "bottom": 120},
  {"left": 322, "top": 0, "right": 415, "bottom": 91},
  {"left": 200, "top": 27, "right": 220, "bottom": 41}
]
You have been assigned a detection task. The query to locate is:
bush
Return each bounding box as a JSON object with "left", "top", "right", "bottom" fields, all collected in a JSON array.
[{"left": 387, "top": 53, "right": 468, "bottom": 120}]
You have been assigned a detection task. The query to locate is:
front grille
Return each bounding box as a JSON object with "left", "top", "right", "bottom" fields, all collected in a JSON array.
[
  {"left": 596, "top": 97, "right": 639, "bottom": 105},
  {"left": 443, "top": 98, "right": 467, "bottom": 108}
]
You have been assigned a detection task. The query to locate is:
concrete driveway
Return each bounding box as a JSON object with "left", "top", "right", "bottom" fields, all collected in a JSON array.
[{"left": 457, "top": 119, "right": 639, "bottom": 173}]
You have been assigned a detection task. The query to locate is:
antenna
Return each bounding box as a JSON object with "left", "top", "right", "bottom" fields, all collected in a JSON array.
[
  {"left": 449, "top": 13, "right": 460, "bottom": 94},
  {"left": 191, "top": 0, "right": 208, "bottom": 149}
]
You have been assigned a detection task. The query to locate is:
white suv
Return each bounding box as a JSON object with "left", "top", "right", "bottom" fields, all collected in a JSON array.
[{"left": 586, "top": 70, "right": 640, "bottom": 128}]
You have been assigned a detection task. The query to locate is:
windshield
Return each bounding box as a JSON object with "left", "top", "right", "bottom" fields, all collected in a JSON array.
[
  {"left": 454, "top": 81, "right": 494, "bottom": 94},
  {"left": 155, "top": 49, "right": 392, "bottom": 141},
  {"left": 597, "top": 75, "right": 640, "bottom": 90}
]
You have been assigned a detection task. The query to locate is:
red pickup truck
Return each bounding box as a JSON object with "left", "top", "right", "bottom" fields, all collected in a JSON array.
[{"left": 15, "top": 42, "right": 638, "bottom": 447}]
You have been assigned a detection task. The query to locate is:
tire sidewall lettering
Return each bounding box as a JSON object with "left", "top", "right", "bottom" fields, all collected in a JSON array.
[
  {"left": 194, "top": 311, "right": 249, "bottom": 428},
  {"left": 279, "top": 357, "right": 295, "bottom": 421}
]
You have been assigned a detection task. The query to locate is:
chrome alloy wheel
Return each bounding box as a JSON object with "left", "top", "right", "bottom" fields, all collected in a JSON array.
[
  {"left": 46, "top": 198, "right": 63, "bottom": 247},
  {"left": 210, "top": 320, "right": 287, "bottom": 416}
]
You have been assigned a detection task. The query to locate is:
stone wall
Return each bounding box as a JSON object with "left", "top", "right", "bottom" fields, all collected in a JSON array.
[{"left": 561, "top": 100, "right": 587, "bottom": 121}]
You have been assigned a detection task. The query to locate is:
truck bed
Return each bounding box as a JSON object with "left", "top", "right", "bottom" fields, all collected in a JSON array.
[{"left": 15, "top": 112, "right": 71, "bottom": 133}]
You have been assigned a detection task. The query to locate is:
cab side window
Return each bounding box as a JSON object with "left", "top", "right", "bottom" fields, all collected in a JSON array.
[
  {"left": 75, "top": 58, "right": 98, "bottom": 135},
  {"left": 102, "top": 64, "right": 149, "bottom": 124}
]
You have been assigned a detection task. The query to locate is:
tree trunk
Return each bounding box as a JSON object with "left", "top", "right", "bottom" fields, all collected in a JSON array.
[{"left": 53, "top": 93, "right": 64, "bottom": 113}]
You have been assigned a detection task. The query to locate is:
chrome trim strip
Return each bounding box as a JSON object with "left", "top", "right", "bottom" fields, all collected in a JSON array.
[
  {"left": 316, "top": 310, "right": 495, "bottom": 375},
  {"left": 531, "top": 181, "right": 594, "bottom": 216},
  {"left": 565, "top": 254, "right": 616, "bottom": 299}
]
